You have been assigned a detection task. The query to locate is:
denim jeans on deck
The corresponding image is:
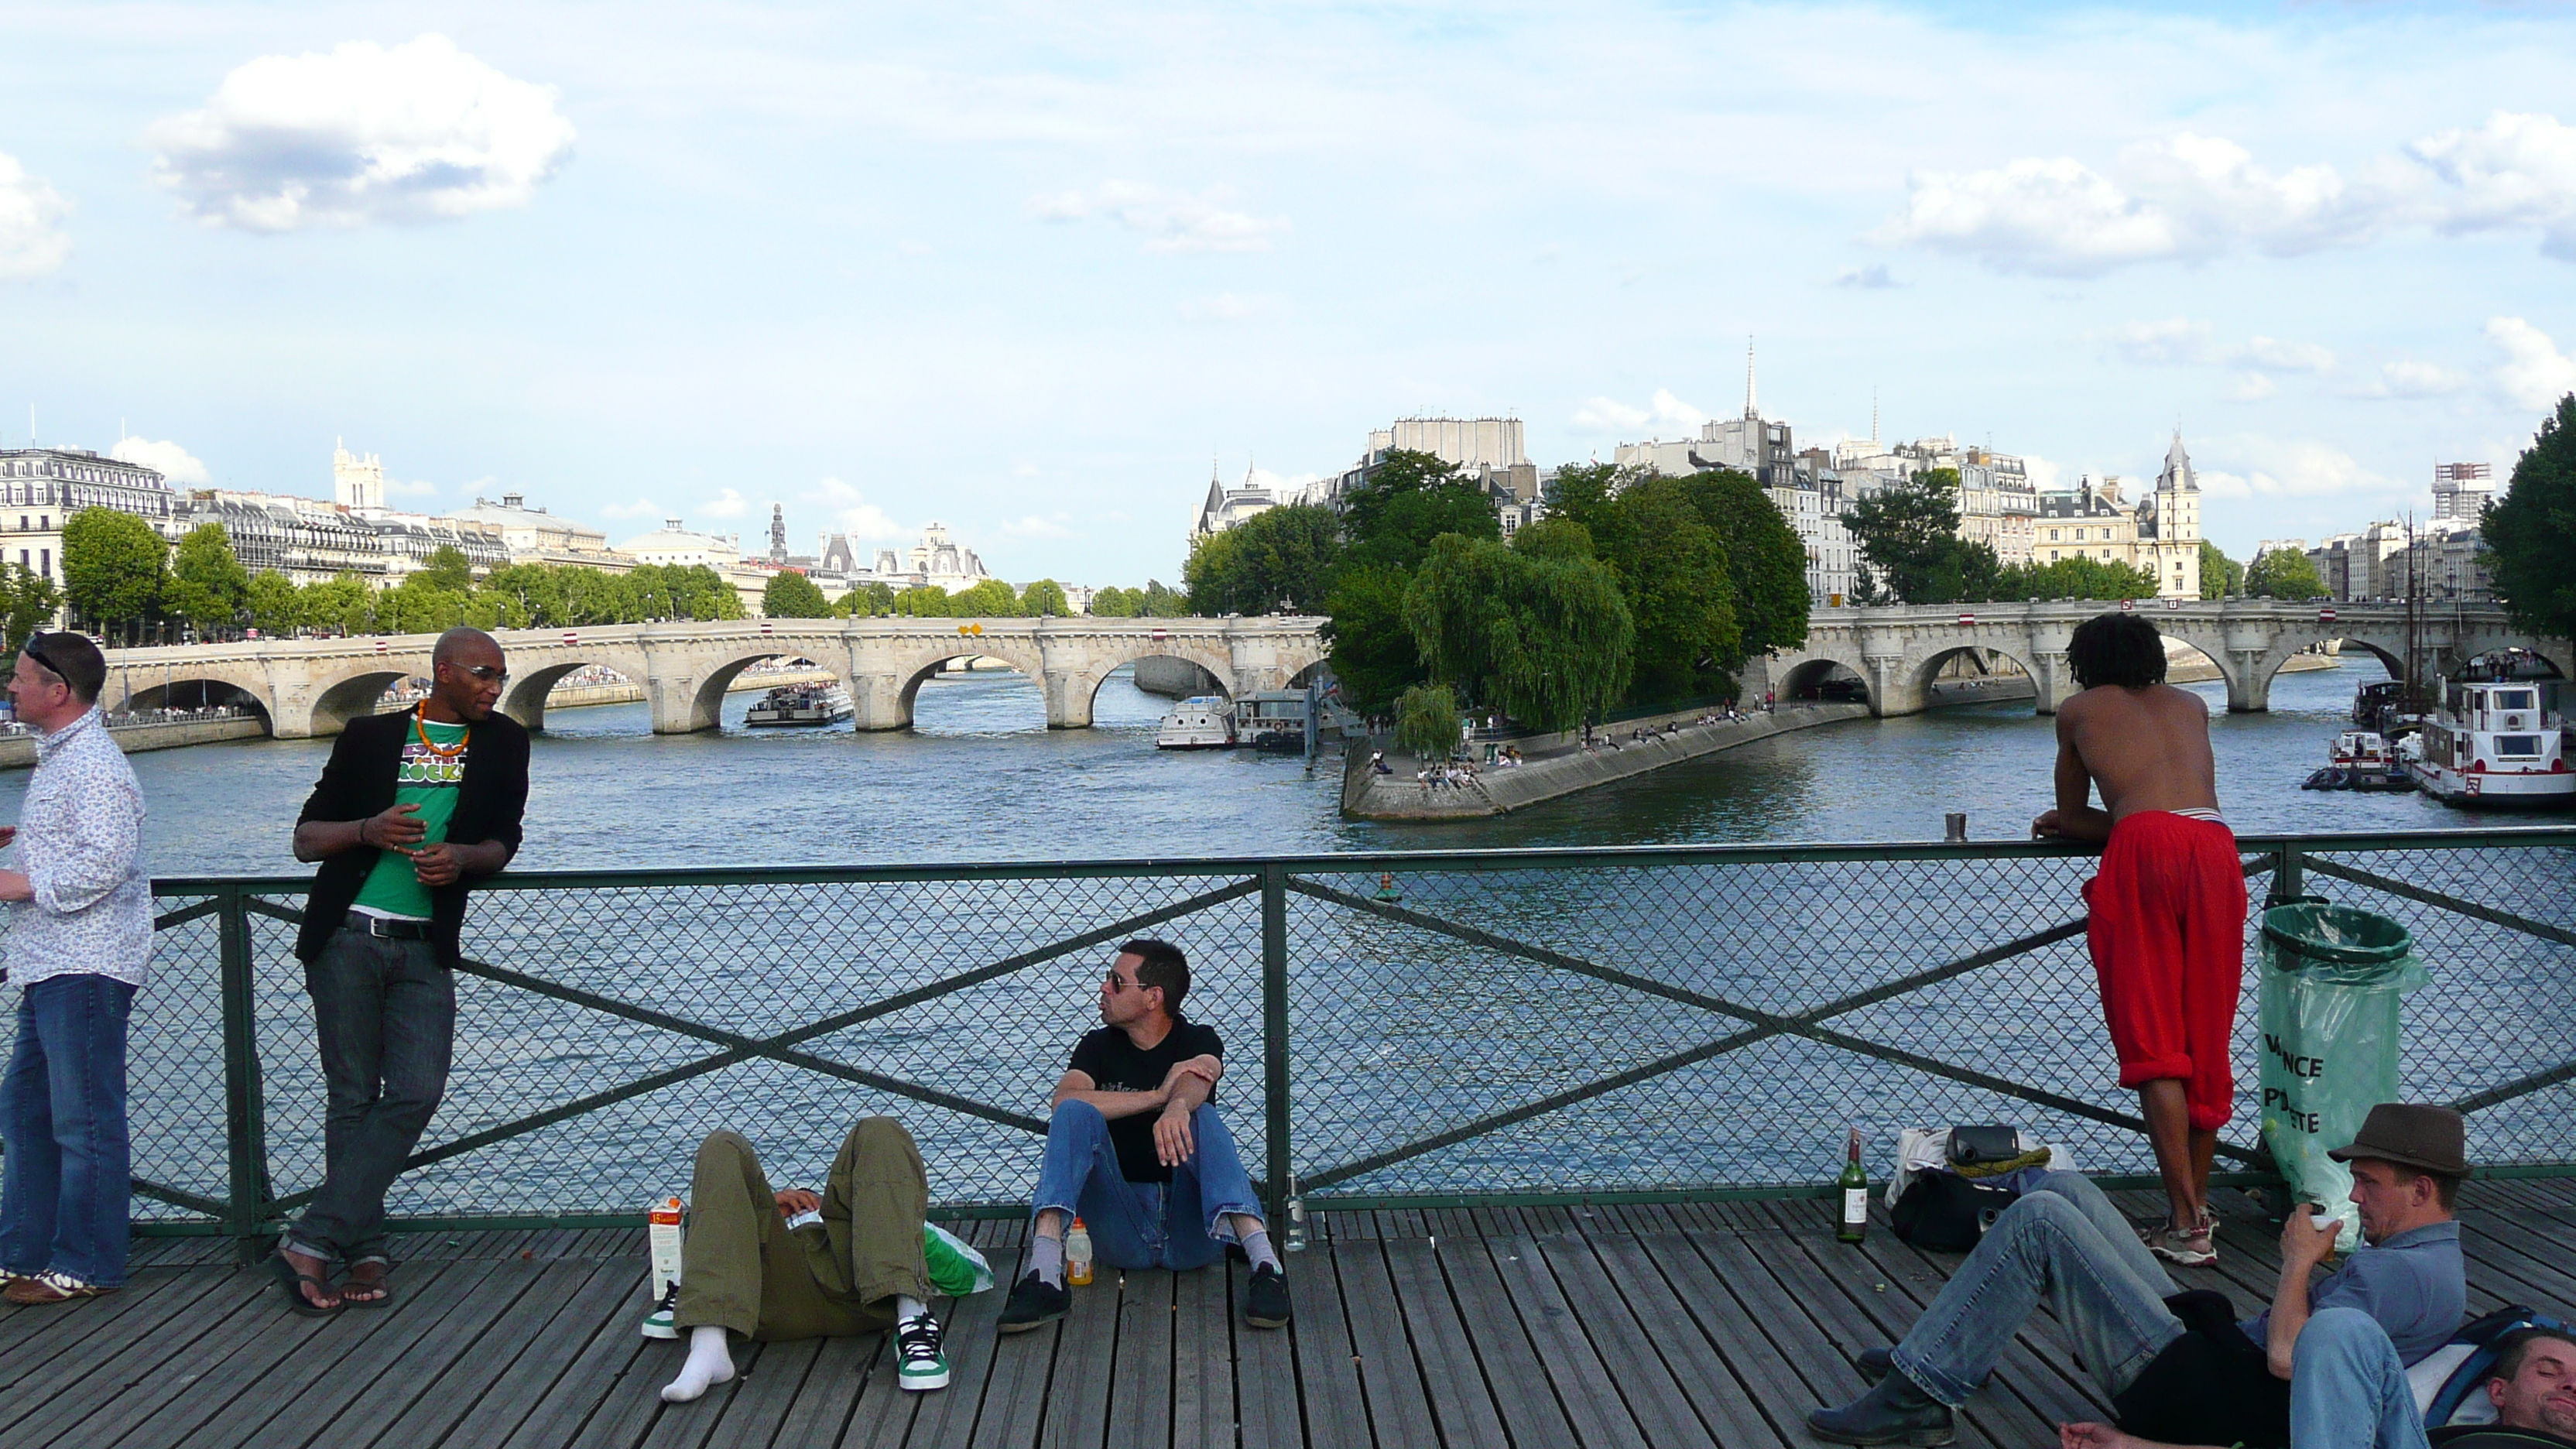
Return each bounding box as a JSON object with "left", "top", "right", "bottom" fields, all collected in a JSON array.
[
  {"left": 283, "top": 925, "right": 455, "bottom": 1263},
  {"left": 1029, "top": 1100, "right": 1263, "bottom": 1271},
  {"left": 0, "top": 973, "right": 138, "bottom": 1287},
  {"left": 2288, "top": 1308, "right": 2433, "bottom": 1449},
  {"left": 1892, "top": 1171, "right": 2188, "bottom": 1407}
]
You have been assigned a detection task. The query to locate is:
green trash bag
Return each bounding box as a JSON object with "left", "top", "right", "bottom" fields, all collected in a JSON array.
[
  {"left": 925, "top": 1222, "right": 994, "bottom": 1297},
  {"left": 2258, "top": 902, "right": 2426, "bottom": 1251}
]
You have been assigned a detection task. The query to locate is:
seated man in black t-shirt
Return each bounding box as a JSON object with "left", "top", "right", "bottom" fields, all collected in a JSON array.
[{"left": 995, "top": 938, "right": 1290, "bottom": 1335}]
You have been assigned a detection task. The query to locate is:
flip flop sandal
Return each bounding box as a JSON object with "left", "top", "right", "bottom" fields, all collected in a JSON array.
[
  {"left": 271, "top": 1250, "right": 343, "bottom": 1317},
  {"left": 341, "top": 1258, "right": 394, "bottom": 1310}
]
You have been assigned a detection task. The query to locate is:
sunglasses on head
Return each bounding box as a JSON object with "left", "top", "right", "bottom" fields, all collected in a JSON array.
[{"left": 19, "top": 635, "right": 67, "bottom": 686}]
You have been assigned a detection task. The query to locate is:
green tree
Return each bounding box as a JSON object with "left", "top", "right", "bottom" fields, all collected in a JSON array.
[
  {"left": 0, "top": 564, "right": 62, "bottom": 656},
  {"left": 61, "top": 508, "right": 169, "bottom": 642},
  {"left": 761, "top": 570, "right": 833, "bottom": 618},
  {"left": 1676, "top": 469, "right": 1810, "bottom": 655},
  {"left": 2000, "top": 555, "right": 2160, "bottom": 601},
  {"left": 836, "top": 581, "right": 898, "bottom": 617},
  {"left": 949, "top": 577, "right": 1022, "bottom": 616},
  {"left": 2245, "top": 546, "right": 2331, "bottom": 601},
  {"left": 245, "top": 570, "right": 302, "bottom": 635},
  {"left": 1138, "top": 580, "right": 1187, "bottom": 617},
  {"left": 300, "top": 573, "right": 372, "bottom": 635},
  {"left": 1844, "top": 468, "right": 1965, "bottom": 604},
  {"left": 892, "top": 585, "right": 951, "bottom": 617},
  {"left": 1323, "top": 564, "right": 1422, "bottom": 713},
  {"left": 416, "top": 545, "right": 476, "bottom": 594},
  {"left": 164, "top": 522, "right": 253, "bottom": 635},
  {"left": 2198, "top": 540, "right": 2243, "bottom": 599},
  {"left": 2485, "top": 393, "right": 2576, "bottom": 643},
  {"left": 1405, "top": 533, "right": 1633, "bottom": 731},
  {"left": 1393, "top": 682, "right": 1462, "bottom": 763},
  {"left": 1568, "top": 474, "right": 1741, "bottom": 702},
  {"left": 1019, "top": 578, "right": 1071, "bottom": 617},
  {"left": 1088, "top": 585, "right": 1136, "bottom": 617},
  {"left": 1340, "top": 450, "right": 1498, "bottom": 571},
  {"left": 1185, "top": 504, "right": 1341, "bottom": 615},
  {"left": 1925, "top": 538, "right": 2009, "bottom": 604}
]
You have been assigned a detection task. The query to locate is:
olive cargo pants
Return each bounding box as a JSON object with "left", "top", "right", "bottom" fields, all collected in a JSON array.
[{"left": 675, "top": 1116, "right": 934, "bottom": 1341}]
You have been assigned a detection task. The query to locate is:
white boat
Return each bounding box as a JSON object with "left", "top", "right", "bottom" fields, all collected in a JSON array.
[
  {"left": 745, "top": 683, "right": 854, "bottom": 728},
  {"left": 1156, "top": 695, "right": 1237, "bottom": 750},
  {"left": 2403, "top": 681, "right": 2574, "bottom": 809}
]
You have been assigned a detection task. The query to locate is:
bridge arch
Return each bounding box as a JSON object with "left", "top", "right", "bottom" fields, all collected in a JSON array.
[
  {"left": 308, "top": 667, "right": 423, "bottom": 736},
  {"left": 107, "top": 658, "right": 279, "bottom": 730},
  {"left": 1071, "top": 644, "right": 1245, "bottom": 729},
  {"left": 1779, "top": 656, "right": 1871, "bottom": 707},
  {"left": 1903, "top": 642, "right": 2044, "bottom": 713}
]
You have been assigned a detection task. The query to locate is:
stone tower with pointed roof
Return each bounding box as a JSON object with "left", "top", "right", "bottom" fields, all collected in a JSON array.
[{"left": 2136, "top": 431, "right": 2203, "bottom": 598}]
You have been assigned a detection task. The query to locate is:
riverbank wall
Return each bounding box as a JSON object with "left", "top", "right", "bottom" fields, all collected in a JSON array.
[
  {"left": 0, "top": 715, "right": 268, "bottom": 771},
  {"left": 1133, "top": 656, "right": 1225, "bottom": 699},
  {"left": 1344, "top": 703, "right": 1871, "bottom": 819}
]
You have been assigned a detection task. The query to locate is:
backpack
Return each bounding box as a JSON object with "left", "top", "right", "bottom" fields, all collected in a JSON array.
[
  {"left": 2421, "top": 1307, "right": 2574, "bottom": 1428},
  {"left": 1890, "top": 1170, "right": 2019, "bottom": 1251}
]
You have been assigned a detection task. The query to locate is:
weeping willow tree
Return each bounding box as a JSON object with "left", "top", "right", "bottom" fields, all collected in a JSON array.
[{"left": 1402, "top": 530, "right": 1635, "bottom": 733}]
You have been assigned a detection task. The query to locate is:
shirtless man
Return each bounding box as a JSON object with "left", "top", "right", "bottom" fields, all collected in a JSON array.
[{"left": 2034, "top": 611, "right": 2246, "bottom": 1266}]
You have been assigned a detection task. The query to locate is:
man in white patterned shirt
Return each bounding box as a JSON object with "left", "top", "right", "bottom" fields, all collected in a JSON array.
[{"left": 0, "top": 632, "right": 154, "bottom": 1303}]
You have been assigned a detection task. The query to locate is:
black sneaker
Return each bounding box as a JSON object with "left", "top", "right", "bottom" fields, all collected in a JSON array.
[
  {"left": 995, "top": 1271, "right": 1067, "bottom": 1334},
  {"left": 1244, "top": 1263, "right": 1292, "bottom": 1328}
]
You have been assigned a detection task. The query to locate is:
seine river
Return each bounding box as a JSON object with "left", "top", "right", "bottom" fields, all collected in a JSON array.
[{"left": 23, "top": 658, "right": 2566, "bottom": 877}]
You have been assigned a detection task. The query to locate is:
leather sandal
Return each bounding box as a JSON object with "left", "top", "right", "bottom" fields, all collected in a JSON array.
[
  {"left": 341, "top": 1257, "right": 393, "bottom": 1309},
  {"left": 271, "top": 1249, "right": 343, "bottom": 1317}
]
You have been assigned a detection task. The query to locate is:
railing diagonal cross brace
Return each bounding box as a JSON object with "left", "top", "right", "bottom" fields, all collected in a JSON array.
[
  {"left": 132, "top": 1176, "right": 228, "bottom": 1217},
  {"left": 151, "top": 899, "right": 221, "bottom": 933},
  {"left": 256, "top": 876, "right": 1260, "bottom": 1216},
  {"left": 2301, "top": 858, "right": 2576, "bottom": 950}
]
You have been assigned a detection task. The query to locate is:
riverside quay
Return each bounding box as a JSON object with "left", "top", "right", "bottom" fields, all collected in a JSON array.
[{"left": 6, "top": 830, "right": 2572, "bottom": 1447}]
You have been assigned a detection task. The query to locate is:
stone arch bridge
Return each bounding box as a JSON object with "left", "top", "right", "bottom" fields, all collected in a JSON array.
[
  {"left": 102, "top": 616, "right": 1329, "bottom": 738},
  {"left": 1769, "top": 601, "right": 2567, "bottom": 716}
]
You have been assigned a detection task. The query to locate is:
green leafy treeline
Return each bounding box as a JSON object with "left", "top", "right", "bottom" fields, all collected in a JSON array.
[{"left": 1844, "top": 468, "right": 2163, "bottom": 605}]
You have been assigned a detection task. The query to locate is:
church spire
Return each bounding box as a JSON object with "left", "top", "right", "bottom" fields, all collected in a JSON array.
[{"left": 1743, "top": 337, "right": 1759, "bottom": 420}]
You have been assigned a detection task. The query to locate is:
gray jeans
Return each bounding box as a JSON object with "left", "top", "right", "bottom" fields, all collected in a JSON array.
[
  {"left": 1892, "top": 1171, "right": 2187, "bottom": 1407},
  {"left": 283, "top": 923, "right": 454, "bottom": 1262}
]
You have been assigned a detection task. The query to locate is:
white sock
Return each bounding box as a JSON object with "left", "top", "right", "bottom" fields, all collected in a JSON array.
[
  {"left": 661, "top": 1324, "right": 735, "bottom": 1403},
  {"left": 896, "top": 1294, "right": 930, "bottom": 1324},
  {"left": 1029, "top": 1232, "right": 1064, "bottom": 1289},
  {"left": 1239, "top": 1227, "right": 1281, "bottom": 1274}
]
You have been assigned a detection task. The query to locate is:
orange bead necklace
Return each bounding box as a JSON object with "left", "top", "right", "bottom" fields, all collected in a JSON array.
[{"left": 413, "top": 704, "right": 471, "bottom": 759}]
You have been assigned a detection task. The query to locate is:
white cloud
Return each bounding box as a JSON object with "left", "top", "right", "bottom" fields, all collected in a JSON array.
[
  {"left": 148, "top": 35, "right": 576, "bottom": 231},
  {"left": 599, "top": 497, "right": 663, "bottom": 519},
  {"left": 1875, "top": 112, "right": 2576, "bottom": 276},
  {"left": 0, "top": 151, "right": 70, "bottom": 278},
  {"left": 108, "top": 437, "right": 210, "bottom": 484},
  {"left": 383, "top": 475, "right": 439, "bottom": 497},
  {"left": 2223, "top": 373, "right": 2278, "bottom": 402},
  {"left": 803, "top": 477, "right": 904, "bottom": 540},
  {"left": 1026, "top": 180, "right": 1287, "bottom": 253},
  {"left": 2021, "top": 455, "right": 2064, "bottom": 492},
  {"left": 999, "top": 512, "right": 1075, "bottom": 540},
  {"left": 1834, "top": 264, "right": 1899, "bottom": 289},
  {"left": 2099, "top": 319, "right": 2331, "bottom": 374},
  {"left": 2349, "top": 359, "right": 2469, "bottom": 399},
  {"left": 2485, "top": 317, "right": 2576, "bottom": 412},
  {"left": 1570, "top": 388, "right": 1706, "bottom": 435},
  {"left": 1179, "top": 291, "right": 1279, "bottom": 322},
  {"left": 2195, "top": 440, "right": 2402, "bottom": 498},
  {"left": 697, "top": 487, "right": 748, "bottom": 518}
]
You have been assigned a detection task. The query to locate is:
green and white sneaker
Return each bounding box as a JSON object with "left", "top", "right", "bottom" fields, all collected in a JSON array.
[
  {"left": 896, "top": 1312, "right": 950, "bottom": 1391},
  {"left": 641, "top": 1282, "right": 679, "bottom": 1340}
]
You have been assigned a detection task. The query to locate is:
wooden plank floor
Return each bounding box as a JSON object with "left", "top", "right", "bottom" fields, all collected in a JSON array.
[{"left": 10, "top": 1180, "right": 2571, "bottom": 1448}]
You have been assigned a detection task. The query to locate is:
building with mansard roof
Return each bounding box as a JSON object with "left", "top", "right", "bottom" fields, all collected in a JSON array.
[{"left": 2033, "top": 433, "right": 2202, "bottom": 598}]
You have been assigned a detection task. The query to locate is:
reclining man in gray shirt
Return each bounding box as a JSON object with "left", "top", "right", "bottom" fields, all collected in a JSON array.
[{"left": 1808, "top": 1103, "right": 2468, "bottom": 1449}]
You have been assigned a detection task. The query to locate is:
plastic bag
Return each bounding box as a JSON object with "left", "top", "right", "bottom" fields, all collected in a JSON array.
[
  {"left": 2257, "top": 902, "right": 2425, "bottom": 1251},
  {"left": 924, "top": 1221, "right": 994, "bottom": 1297}
]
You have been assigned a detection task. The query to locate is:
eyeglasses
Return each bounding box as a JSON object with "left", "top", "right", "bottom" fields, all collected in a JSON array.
[
  {"left": 1104, "top": 968, "right": 1140, "bottom": 994},
  {"left": 447, "top": 664, "right": 509, "bottom": 683}
]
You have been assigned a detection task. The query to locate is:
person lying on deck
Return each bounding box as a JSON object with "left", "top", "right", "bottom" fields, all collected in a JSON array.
[
  {"left": 994, "top": 938, "right": 1291, "bottom": 1335},
  {"left": 2065, "top": 1325, "right": 2576, "bottom": 1449},
  {"left": 1806, "top": 1104, "right": 2468, "bottom": 1449},
  {"left": 658, "top": 1116, "right": 949, "bottom": 1403}
]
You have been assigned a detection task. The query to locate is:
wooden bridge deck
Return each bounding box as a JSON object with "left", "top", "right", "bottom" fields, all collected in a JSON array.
[{"left": 7, "top": 1179, "right": 2571, "bottom": 1449}]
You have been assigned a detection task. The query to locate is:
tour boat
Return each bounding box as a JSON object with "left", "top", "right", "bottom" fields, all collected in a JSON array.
[
  {"left": 1235, "top": 690, "right": 1313, "bottom": 752},
  {"left": 745, "top": 683, "right": 854, "bottom": 728},
  {"left": 1155, "top": 695, "right": 1238, "bottom": 750},
  {"left": 2403, "top": 681, "right": 2574, "bottom": 810},
  {"left": 2303, "top": 731, "right": 2413, "bottom": 793}
]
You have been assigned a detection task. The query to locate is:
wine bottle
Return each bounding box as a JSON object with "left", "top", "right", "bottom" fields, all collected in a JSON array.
[{"left": 1837, "top": 1129, "right": 1869, "bottom": 1244}]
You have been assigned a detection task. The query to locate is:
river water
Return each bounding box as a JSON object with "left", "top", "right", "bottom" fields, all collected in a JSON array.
[{"left": 25, "top": 658, "right": 2566, "bottom": 877}]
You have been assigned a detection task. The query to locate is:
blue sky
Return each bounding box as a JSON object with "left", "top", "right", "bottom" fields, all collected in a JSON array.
[{"left": 5, "top": 2, "right": 2575, "bottom": 586}]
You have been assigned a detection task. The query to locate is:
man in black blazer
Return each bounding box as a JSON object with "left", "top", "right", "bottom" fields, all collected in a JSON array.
[{"left": 274, "top": 628, "right": 529, "bottom": 1314}]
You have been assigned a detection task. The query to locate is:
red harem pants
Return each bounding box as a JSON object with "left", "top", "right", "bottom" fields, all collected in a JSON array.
[{"left": 2081, "top": 810, "right": 2249, "bottom": 1132}]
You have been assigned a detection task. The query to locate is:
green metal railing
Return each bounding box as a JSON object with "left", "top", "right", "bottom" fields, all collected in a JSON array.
[{"left": 108, "top": 828, "right": 2576, "bottom": 1250}]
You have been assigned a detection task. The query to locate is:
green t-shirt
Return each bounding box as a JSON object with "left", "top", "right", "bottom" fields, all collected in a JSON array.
[{"left": 351, "top": 716, "right": 470, "bottom": 920}]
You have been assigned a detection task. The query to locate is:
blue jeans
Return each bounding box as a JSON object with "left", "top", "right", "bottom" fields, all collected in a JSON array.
[
  {"left": 0, "top": 973, "right": 138, "bottom": 1287},
  {"left": 1029, "top": 1100, "right": 1262, "bottom": 1271},
  {"left": 2289, "top": 1308, "right": 2430, "bottom": 1449},
  {"left": 284, "top": 925, "right": 454, "bottom": 1262},
  {"left": 1893, "top": 1171, "right": 2187, "bottom": 1406}
]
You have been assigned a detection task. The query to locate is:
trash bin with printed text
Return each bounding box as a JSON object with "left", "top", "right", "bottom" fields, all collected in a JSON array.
[{"left": 2258, "top": 902, "right": 2425, "bottom": 1250}]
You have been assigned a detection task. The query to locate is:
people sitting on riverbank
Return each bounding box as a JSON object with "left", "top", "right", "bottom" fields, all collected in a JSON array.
[
  {"left": 658, "top": 1117, "right": 950, "bottom": 1402},
  {"left": 2033, "top": 610, "right": 2244, "bottom": 1266},
  {"left": 277, "top": 627, "right": 530, "bottom": 1314},
  {"left": 995, "top": 939, "right": 1290, "bottom": 1336},
  {"left": 1808, "top": 1104, "right": 2469, "bottom": 1449}
]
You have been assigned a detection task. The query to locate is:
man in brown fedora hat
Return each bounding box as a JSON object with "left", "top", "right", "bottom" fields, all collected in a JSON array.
[{"left": 1811, "top": 1103, "right": 2468, "bottom": 1449}]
